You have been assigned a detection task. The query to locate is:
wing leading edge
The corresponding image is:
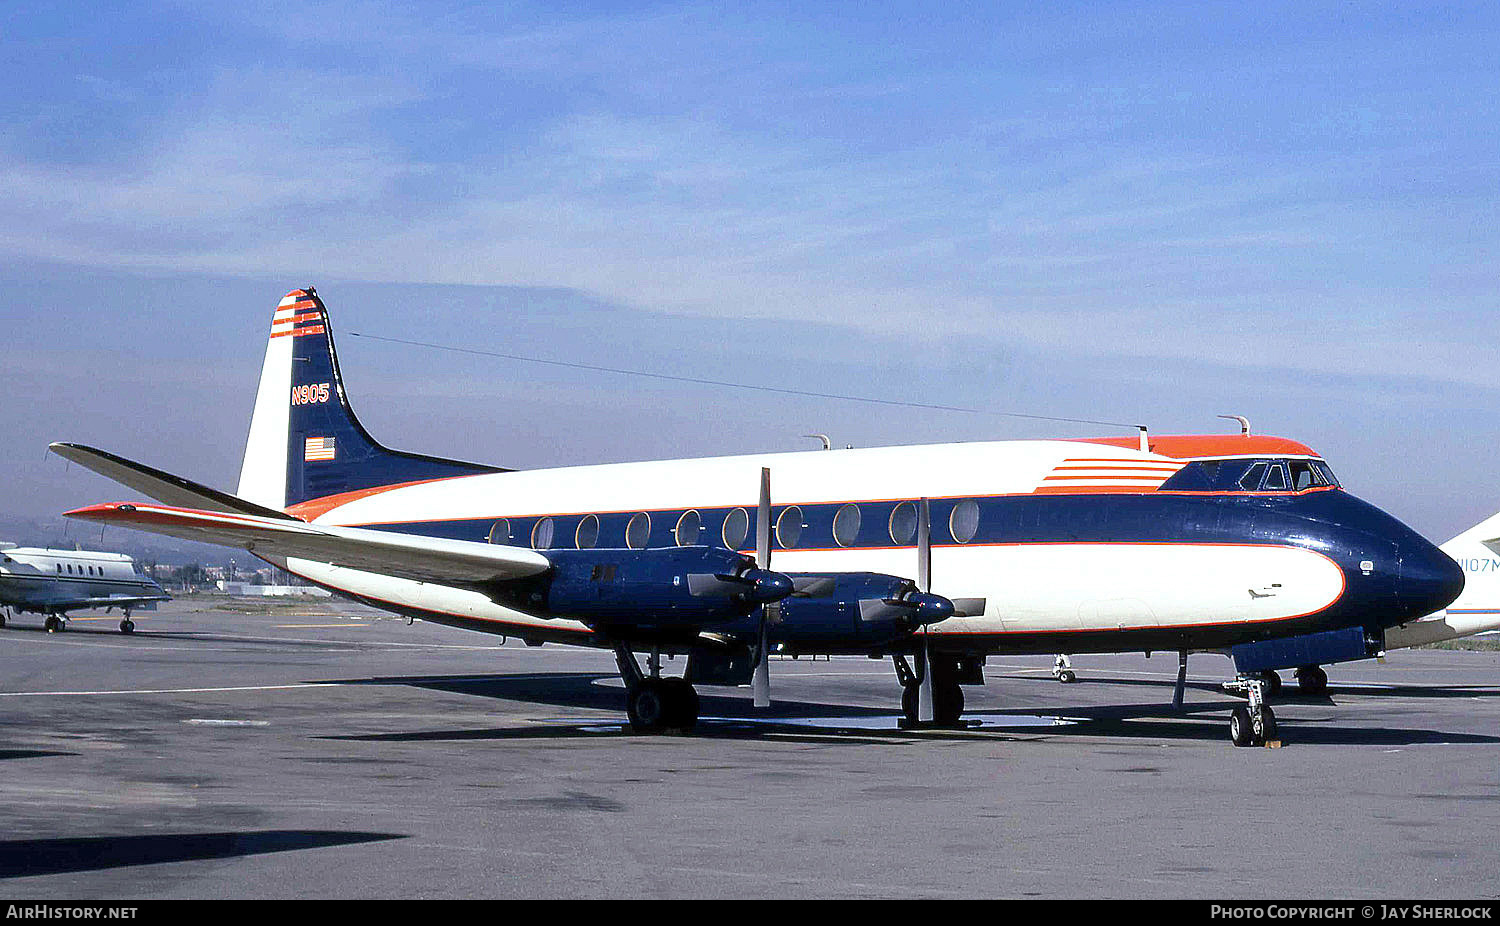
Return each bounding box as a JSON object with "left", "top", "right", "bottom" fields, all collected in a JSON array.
[{"left": 65, "top": 503, "right": 551, "bottom": 585}]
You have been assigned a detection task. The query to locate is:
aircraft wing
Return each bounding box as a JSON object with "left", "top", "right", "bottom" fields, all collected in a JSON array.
[
  {"left": 65, "top": 503, "right": 552, "bottom": 585},
  {"left": 49, "top": 443, "right": 297, "bottom": 521},
  {"left": 1482, "top": 537, "right": 1500, "bottom": 557},
  {"left": 58, "top": 594, "right": 171, "bottom": 609}
]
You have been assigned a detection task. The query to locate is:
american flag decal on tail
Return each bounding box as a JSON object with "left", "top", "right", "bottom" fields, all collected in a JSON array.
[{"left": 304, "top": 437, "right": 336, "bottom": 462}]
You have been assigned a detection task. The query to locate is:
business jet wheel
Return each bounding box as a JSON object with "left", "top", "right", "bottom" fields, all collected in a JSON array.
[
  {"left": 626, "top": 680, "right": 669, "bottom": 734},
  {"left": 1295, "top": 666, "right": 1328, "bottom": 695},
  {"left": 659, "top": 677, "right": 699, "bottom": 731},
  {"left": 119, "top": 619, "right": 135, "bottom": 634},
  {"left": 1057, "top": 669, "right": 1076, "bottom": 684},
  {"left": 0, "top": 612, "right": 6, "bottom": 629},
  {"left": 1229, "top": 706, "right": 1256, "bottom": 747},
  {"left": 44, "top": 615, "right": 62, "bottom": 633}
]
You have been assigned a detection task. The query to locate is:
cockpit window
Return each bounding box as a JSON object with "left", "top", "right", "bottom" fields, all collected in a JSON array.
[
  {"left": 1238, "top": 462, "right": 1267, "bottom": 491},
  {"left": 1289, "top": 460, "right": 1320, "bottom": 490},
  {"left": 1311, "top": 461, "right": 1340, "bottom": 488},
  {"left": 1262, "top": 463, "right": 1289, "bottom": 491}
]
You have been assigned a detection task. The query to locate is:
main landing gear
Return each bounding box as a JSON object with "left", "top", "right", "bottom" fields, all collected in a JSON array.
[
  {"left": 1294, "top": 665, "right": 1328, "bottom": 694},
  {"left": 119, "top": 608, "right": 135, "bottom": 634},
  {"left": 892, "top": 653, "right": 965, "bottom": 727},
  {"left": 1052, "top": 654, "right": 1076, "bottom": 684},
  {"left": 613, "top": 645, "right": 699, "bottom": 734},
  {"left": 1224, "top": 673, "right": 1278, "bottom": 747},
  {"left": 44, "top": 614, "right": 66, "bottom": 633}
]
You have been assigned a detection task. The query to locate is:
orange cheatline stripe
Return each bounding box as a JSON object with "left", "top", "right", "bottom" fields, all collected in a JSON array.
[{"left": 1042, "top": 474, "right": 1167, "bottom": 481}]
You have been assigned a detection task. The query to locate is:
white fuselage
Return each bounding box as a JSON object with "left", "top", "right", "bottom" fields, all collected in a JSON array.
[{"left": 282, "top": 439, "right": 1347, "bottom": 649}]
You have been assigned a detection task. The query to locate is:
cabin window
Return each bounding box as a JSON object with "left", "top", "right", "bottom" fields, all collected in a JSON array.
[
  {"left": 950, "top": 499, "right": 980, "bottom": 543},
  {"left": 833, "top": 503, "right": 862, "bottom": 547},
  {"left": 626, "top": 513, "right": 651, "bottom": 550},
  {"left": 56, "top": 564, "right": 62, "bottom": 573},
  {"left": 889, "top": 502, "right": 917, "bottom": 545},
  {"left": 776, "top": 506, "right": 803, "bottom": 549},
  {"left": 722, "top": 508, "right": 749, "bottom": 549},
  {"left": 531, "top": 517, "right": 556, "bottom": 550},
  {"left": 675, "top": 510, "right": 702, "bottom": 546},
  {"left": 1262, "top": 463, "right": 1289, "bottom": 491},
  {"left": 575, "top": 514, "right": 600, "bottom": 549},
  {"left": 487, "top": 518, "right": 511, "bottom": 544}
]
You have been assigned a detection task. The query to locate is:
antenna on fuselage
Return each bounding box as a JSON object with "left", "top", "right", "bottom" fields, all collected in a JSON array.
[
  {"left": 802, "top": 434, "right": 832, "bottom": 451},
  {"left": 1217, "top": 415, "right": 1251, "bottom": 435}
]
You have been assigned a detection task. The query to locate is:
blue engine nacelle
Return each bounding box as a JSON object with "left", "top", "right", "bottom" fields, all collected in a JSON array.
[
  {"left": 488, "top": 546, "right": 792, "bottom": 632},
  {"left": 771, "top": 572, "right": 953, "bottom": 648}
]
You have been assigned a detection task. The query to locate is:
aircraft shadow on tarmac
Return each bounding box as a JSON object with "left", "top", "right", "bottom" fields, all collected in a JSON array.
[
  {"left": 311, "top": 671, "right": 1500, "bottom": 747},
  {"left": 0, "top": 829, "right": 405, "bottom": 879}
]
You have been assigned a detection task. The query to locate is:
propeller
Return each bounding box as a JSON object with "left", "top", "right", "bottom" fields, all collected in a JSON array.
[
  {"left": 752, "top": 467, "right": 774, "bottom": 708},
  {"left": 916, "top": 497, "right": 936, "bottom": 723}
]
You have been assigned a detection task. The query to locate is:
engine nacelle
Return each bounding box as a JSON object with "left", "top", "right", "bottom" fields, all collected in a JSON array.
[
  {"left": 771, "top": 572, "right": 953, "bottom": 648},
  {"left": 487, "top": 546, "right": 791, "bottom": 632}
]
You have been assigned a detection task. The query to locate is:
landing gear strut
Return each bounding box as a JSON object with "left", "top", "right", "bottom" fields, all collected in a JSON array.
[
  {"left": 614, "top": 645, "right": 698, "bottom": 734},
  {"left": 1225, "top": 673, "right": 1278, "bottom": 747},
  {"left": 893, "top": 653, "right": 964, "bottom": 727}
]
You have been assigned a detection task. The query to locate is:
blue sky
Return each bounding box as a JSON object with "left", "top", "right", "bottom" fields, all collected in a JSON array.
[{"left": 2, "top": 1, "right": 1498, "bottom": 540}]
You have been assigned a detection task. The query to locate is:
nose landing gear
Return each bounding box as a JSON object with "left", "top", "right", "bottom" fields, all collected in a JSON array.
[{"left": 1225, "top": 673, "right": 1278, "bottom": 747}]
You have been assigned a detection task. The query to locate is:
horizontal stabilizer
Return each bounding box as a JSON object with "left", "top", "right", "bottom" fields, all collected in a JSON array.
[
  {"left": 1482, "top": 537, "right": 1500, "bottom": 557},
  {"left": 65, "top": 503, "right": 552, "bottom": 585},
  {"left": 50, "top": 443, "right": 297, "bottom": 521}
]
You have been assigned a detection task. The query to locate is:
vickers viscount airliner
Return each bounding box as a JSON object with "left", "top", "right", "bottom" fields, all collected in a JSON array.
[{"left": 52, "top": 288, "right": 1464, "bottom": 746}]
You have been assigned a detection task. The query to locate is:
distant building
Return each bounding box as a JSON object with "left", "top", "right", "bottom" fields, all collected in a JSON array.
[{"left": 216, "top": 581, "right": 332, "bottom": 598}]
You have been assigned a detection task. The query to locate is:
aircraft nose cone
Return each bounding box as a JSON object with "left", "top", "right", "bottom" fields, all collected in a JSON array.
[{"left": 1400, "top": 538, "right": 1465, "bottom": 617}]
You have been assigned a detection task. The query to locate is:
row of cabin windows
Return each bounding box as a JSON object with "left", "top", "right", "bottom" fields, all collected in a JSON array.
[
  {"left": 487, "top": 499, "right": 985, "bottom": 551},
  {"left": 56, "top": 563, "right": 105, "bottom": 576}
]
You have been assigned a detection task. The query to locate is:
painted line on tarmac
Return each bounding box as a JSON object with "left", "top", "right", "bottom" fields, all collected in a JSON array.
[{"left": 0, "top": 682, "right": 349, "bottom": 698}]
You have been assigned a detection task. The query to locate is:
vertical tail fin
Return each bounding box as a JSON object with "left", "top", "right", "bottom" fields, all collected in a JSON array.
[{"left": 235, "top": 287, "right": 504, "bottom": 514}]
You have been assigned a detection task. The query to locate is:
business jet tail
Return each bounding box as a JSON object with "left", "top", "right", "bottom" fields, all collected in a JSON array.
[{"left": 1386, "top": 510, "right": 1500, "bottom": 648}]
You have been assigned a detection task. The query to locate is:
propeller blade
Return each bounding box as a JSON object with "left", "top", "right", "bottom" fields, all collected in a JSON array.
[
  {"left": 916, "top": 497, "right": 935, "bottom": 723},
  {"left": 752, "top": 466, "right": 772, "bottom": 708}
]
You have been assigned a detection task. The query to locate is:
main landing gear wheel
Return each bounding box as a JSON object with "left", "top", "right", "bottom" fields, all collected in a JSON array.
[
  {"left": 659, "top": 677, "right": 699, "bottom": 730},
  {"left": 0, "top": 611, "right": 7, "bottom": 629},
  {"left": 1260, "top": 670, "right": 1282, "bottom": 695},
  {"left": 119, "top": 619, "right": 135, "bottom": 634},
  {"left": 900, "top": 676, "right": 965, "bottom": 727},
  {"left": 626, "top": 680, "right": 670, "bottom": 733},
  {"left": 1295, "top": 665, "right": 1328, "bottom": 695},
  {"left": 1230, "top": 706, "right": 1254, "bottom": 747},
  {"left": 44, "top": 615, "right": 63, "bottom": 633}
]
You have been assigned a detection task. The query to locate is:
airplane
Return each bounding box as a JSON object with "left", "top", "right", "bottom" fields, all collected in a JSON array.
[
  {"left": 1045, "top": 508, "right": 1500, "bottom": 692},
  {"left": 0, "top": 543, "right": 169, "bottom": 633},
  {"left": 50, "top": 287, "right": 1464, "bottom": 747}
]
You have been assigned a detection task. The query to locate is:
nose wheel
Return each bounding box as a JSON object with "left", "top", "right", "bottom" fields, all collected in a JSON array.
[{"left": 1225, "top": 673, "right": 1278, "bottom": 747}]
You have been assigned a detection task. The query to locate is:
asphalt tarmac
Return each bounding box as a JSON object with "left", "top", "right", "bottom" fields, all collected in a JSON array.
[{"left": 2, "top": 597, "right": 1498, "bottom": 899}]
